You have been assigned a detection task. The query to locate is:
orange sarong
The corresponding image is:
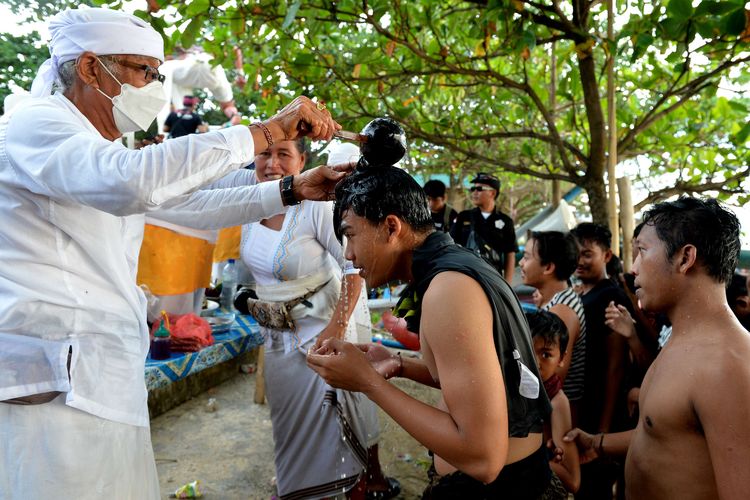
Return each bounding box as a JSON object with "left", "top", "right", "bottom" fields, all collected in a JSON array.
[{"left": 137, "top": 224, "right": 215, "bottom": 295}]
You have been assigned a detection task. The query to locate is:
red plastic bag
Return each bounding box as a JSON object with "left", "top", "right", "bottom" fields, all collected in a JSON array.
[{"left": 151, "top": 313, "right": 213, "bottom": 352}]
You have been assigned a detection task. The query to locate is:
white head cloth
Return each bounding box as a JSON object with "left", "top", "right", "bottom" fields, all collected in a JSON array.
[
  {"left": 31, "top": 7, "right": 165, "bottom": 97},
  {"left": 327, "top": 142, "right": 360, "bottom": 166}
]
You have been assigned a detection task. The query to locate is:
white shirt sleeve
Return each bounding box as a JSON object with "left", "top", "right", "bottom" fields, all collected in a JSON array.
[
  {"left": 202, "top": 168, "right": 257, "bottom": 189},
  {"left": 4, "top": 96, "right": 256, "bottom": 216},
  {"left": 151, "top": 180, "right": 284, "bottom": 229}
]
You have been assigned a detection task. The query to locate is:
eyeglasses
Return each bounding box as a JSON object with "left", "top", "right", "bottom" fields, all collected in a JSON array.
[
  {"left": 469, "top": 185, "right": 494, "bottom": 192},
  {"left": 113, "top": 59, "right": 166, "bottom": 83}
]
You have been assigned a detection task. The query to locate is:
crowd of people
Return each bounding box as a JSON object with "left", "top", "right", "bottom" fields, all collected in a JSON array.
[{"left": 1, "top": 6, "right": 749, "bottom": 500}]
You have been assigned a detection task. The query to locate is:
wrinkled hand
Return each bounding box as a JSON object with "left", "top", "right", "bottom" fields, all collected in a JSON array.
[
  {"left": 268, "top": 96, "right": 341, "bottom": 142},
  {"left": 605, "top": 301, "right": 636, "bottom": 339},
  {"left": 563, "top": 428, "right": 600, "bottom": 464},
  {"left": 293, "top": 161, "right": 355, "bottom": 201},
  {"left": 307, "top": 338, "right": 384, "bottom": 393}
]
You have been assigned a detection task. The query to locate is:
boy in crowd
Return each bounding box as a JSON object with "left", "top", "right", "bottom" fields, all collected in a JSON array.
[
  {"left": 519, "top": 230, "right": 586, "bottom": 422},
  {"left": 527, "top": 310, "right": 580, "bottom": 496},
  {"left": 569, "top": 222, "right": 633, "bottom": 499}
]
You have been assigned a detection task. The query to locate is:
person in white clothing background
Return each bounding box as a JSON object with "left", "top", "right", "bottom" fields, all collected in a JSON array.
[{"left": 0, "top": 7, "right": 344, "bottom": 499}]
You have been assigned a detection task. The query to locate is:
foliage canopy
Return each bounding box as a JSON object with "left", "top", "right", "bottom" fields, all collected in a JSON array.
[{"left": 9, "top": 0, "right": 750, "bottom": 222}]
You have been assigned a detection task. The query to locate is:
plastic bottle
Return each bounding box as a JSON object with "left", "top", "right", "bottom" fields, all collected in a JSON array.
[
  {"left": 220, "top": 259, "right": 238, "bottom": 312},
  {"left": 150, "top": 314, "right": 171, "bottom": 360}
]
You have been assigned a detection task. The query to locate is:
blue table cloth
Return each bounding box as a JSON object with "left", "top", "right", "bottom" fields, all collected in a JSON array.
[{"left": 145, "top": 314, "right": 262, "bottom": 391}]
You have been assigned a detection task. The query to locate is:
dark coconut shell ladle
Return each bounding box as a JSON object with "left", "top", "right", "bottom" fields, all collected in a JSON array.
[
  {"left": 300, "top": 117, "right": 407, "bottom": 167},
  {"left": 354, "top": 117, "right": 407, "bottom": 168}
]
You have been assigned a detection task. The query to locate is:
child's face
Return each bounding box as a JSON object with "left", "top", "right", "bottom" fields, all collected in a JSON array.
[{"left": 533, "top": 336, "right": 563, "bottom": 382}]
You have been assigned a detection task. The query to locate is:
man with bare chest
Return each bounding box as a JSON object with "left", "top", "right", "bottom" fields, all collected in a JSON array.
[{"left": 564, "top": 197, "right": 750, "bottom": 499}]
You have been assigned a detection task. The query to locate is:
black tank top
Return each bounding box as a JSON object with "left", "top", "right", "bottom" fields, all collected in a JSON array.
[{"left": 395, "top": 231, "right": 550, "bottom": 436}]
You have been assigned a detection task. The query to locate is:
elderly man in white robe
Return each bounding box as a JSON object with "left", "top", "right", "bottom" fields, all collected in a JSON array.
[{"left": 0, "top": 7, "right": 344, "bottom": 499}]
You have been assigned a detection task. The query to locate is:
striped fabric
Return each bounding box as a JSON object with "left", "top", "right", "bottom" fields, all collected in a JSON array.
[{"left": 543, "top": 288, "right": 586, "bottom": 401}]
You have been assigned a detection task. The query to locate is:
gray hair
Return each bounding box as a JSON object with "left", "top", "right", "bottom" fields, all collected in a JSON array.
[{"left": 55, "top": 55, "right": 121, "bottom": 93}]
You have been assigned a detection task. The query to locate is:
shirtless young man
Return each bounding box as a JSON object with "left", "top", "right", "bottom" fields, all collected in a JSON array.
[
  {"left": 565, "top": 197, "right": 750, "bottom": 500},
  {"left": 307, "top": 165, "right": 552, "bottom": 498}
]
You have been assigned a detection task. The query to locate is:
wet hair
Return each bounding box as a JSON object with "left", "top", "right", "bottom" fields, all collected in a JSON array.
[
  {"left": 642, "top": 197, "right": 740, "bottom": 284},
  {"left": 526, "top": 310, "right": 569, "bottom": 355},
  {"left": 527, "top": 230, "right": 579, "bottom": 281},
  {"left": 334, "top": 165, "right": 434, "bottom": 242},
  {"left": 571, "top": 222, "right": 612, "bottom": 251},
  {"left": 423, "top": 179, "right": 447, "bottom": 198}
]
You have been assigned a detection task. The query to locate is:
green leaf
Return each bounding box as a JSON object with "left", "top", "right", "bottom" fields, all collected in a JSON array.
[
  {"left": 734, "top": 122, "right": 750, "bottom": 143},
  {"left": 722, "top": 8, "right": 747, "bottom": 36},
  {"left": 231, "top": 16, "right": 245, "bottom": 36},
  {"left": 282, "top": 0, "right": 302, "bottom": 30},
  {"left": 185, "top": 0, "right": 210, "bottom": 18},
  {"left": 631, "top": 33, "right": 654, "bottom": 61},
  {"left": 181, "top": 17, "right": 203, "bottom": 48},
  {"left": 695, "top": 18, "right": 722, "bottom": 38},
  {"left": 695, "top": 1, "right": 740, "bottom": 16},
  {"left": 522, "top": 28, "right": 536, "bottom": 50},
  {"left": 292, "top": 53, "right": 315, "bottom": 66},
  {"left": 667, "top": 0, "right": 694, "bottom": 20},
  {"left": 728, "top": 100, "right": 749, "bottom": 112},
  {"left": 660, "top": 18, "right": 688, "bottom": 40}
]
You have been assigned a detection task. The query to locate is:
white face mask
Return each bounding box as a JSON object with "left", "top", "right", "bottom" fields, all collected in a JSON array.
[{"left": 95, "top": 58, "right": 167, "bottom": 134}]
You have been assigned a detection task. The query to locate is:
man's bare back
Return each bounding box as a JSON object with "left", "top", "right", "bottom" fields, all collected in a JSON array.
[{"left": 626, "top": 319, "right": 750, "bottom": 500}]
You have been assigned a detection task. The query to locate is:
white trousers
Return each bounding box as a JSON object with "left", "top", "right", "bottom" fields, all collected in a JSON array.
[{"left": 0, "top": 394, "right": 159, "bottom": 499}]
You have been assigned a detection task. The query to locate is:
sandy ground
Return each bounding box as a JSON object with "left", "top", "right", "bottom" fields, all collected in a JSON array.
[{"left": 151, "top": 356, "right": 441, "bottom": 499}]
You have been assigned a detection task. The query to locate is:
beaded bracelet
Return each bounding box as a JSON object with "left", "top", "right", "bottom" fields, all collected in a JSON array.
[
  {"left": 395, "top": 352, "right": 404, "bottom": 378},
  {"left": 252, "top": 121, "right": 273, "bottom": 148}
]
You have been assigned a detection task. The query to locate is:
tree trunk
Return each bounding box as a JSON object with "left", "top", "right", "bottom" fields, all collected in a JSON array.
[
  {"left": 585, "top": 176, "right": 609, "bottom": 225},
  {"left": 606, "top": 0, "right": 619, "bottom": 255},
  {"left": 577, "top": 43, "right": 609, "bottom": 225},
  {"left": 617, "top": 176, "right": 635, "bottom": 272}
]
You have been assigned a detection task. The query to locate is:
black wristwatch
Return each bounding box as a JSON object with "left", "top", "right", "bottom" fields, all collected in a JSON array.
[{"left": 280, "top": 175, "right": 300, "bottom": 206}]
